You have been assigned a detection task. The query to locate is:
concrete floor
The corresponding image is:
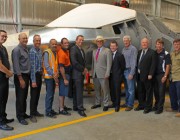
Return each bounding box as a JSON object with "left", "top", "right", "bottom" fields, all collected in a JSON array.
[{"left": 0, "top": 85, "right": 179, "bottom": 140}]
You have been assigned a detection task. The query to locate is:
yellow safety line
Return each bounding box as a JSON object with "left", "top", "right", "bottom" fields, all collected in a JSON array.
[
  {"left": 0, "top": 95, "right": 170, "bottom": 140},
  {"left": 0, "top": 111, "right": 115, "bottom": 140}
]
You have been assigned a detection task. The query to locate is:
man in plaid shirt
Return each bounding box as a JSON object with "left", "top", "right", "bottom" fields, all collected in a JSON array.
[{"left": 29, "top": 35, "right": 44, "bottom": 123}]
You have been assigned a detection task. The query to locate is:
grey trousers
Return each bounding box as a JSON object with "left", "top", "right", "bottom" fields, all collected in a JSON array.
[{"left": 93, "top": 78, "right": 110, "bottom": 107}]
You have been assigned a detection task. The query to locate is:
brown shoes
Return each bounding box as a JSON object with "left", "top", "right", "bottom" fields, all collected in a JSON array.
[
  {"left": 125, "top": 107, "right": 133, "bottom": 111},
  {"left": 175, "top": 113, "right": 180, "bottom": 117},
  {"left": 166, "top": 108, "right": 178, "bottom": 112}
]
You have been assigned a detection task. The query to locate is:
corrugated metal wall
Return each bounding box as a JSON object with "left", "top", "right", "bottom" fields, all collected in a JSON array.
[
  {"left": 0, "top": 0, "right": 115, "bottom": 34},
  {"left": 129, "top": 0, "right": 180, "bottom": 20}
]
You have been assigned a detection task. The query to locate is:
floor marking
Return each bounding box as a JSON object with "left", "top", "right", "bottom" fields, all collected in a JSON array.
[{"left": 0, "top": 111, "right": 115, "bottom": 140}]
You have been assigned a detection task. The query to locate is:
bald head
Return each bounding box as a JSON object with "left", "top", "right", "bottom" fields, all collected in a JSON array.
[
  {"left": 141, "top": 38, "right": 149, "bottom": 49},
  {"left": 18, "top": 33, "right": 28, "bottom": 47},
  {"left": 49, "top": 39, "right": 57, "bottom": 52}
]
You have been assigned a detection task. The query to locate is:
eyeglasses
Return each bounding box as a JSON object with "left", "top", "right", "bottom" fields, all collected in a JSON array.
[{"left": 0, "top": 35, "right": 8, "bottom": 38}]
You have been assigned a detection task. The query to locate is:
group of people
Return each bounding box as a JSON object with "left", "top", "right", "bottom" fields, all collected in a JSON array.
[{"left": 0, "top": 29, "right": 179, "bottom": 131}]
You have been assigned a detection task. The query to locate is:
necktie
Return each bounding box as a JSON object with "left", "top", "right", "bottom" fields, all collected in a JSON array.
[
  {"left": 139, "top": 50, "right": 145, "bottom": 63},
  {"left": 80, "top": 49, "right": 84, "bottom": 59},
  {"left": 113, "top": 52, "right": 115, "bottom": 60},
  {"left": 96, "top": 48, "right": 100, "bottom": 61}
]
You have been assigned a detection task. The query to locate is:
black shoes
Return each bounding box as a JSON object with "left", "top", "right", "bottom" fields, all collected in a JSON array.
[
  {"left": 73, "top": 107, "right": 86, "bottom": 111},
  {"left": 78, "top": 110, "right": 87, "bottom": 117},
  {"left": 0, "top": 124, "right": 14, "bottom": 131},
  {"left": 5, "top": 118, "right": 14, "bottom": 124},
  {"left": 108, "top": 104, "right": 115, "bottom": 108},
  {"left": 19, "top": 119, "right": 28, "bottom": 125},
  {"left": 120, "top": 104, "right": 127, "bottom": 108},
  {"left": 134, "top": 106, "right": 144, "bottom": 111},
  {"left": 155, "top": 110, "right": 163, "bottom": 114},
  {"left": 35, "top": 111, "right": 44, "bottom": 117},
  {"left": 115, "top": 107, "right": 120, "bottom": 112},
  {"left": 24, "top": 114, "right": 30, "bottom": 119},
  {"left": 143, "top": 109, "right": 152, "bottom": 114},
  {"left": 64, "top": 106, "right": 72, "bottom": 111},
  {"left": 51, "top": 110, "right": 58, "bottom": 115},
  {"left": 103, "top": 106, "right": 108, "bottom": 111},
  {"left": 91, "top": 104, "right": 101, "bottom": 109},
  {"left": 152, "top": 107, "right": 158, "bottom": 111},
  {"left": 59, "top": 110, "right": 71, "bottom": 116},
  {"left": 46, "top": 113, "right": 57, "bottom": 118}
]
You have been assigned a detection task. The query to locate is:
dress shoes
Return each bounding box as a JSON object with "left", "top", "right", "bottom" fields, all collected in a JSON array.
[
  {"left": 134, "top": 106, "right": 144, "bottom": 111},
  {"left": 103, "top": 106, "right": 108, "bottom": 111},
  {"left": 30, "top": 116, "right": 37, "bottom": 123},
  {"left": 143, "top": 109, "right": 152, "bottom": 114},
  {"left": 125, "top": 107, "right": 133, "bottom": 111},
  {"left": 78, "top": 110, "right": 87, "bottom": 117},
  {"left": 152, "top": 107, "right": 157, "bottom": 111},
  {"left": 115, "top": 107, "right": 120, "bottom": 112},
  {"left": 24, "top": 114, "right": 30, "bottom": 119},
  {"left": 108, "top": 104, "right": 115, "bottom": 108},
  {"left": 5, "top": 118, "right": 14, "bottom": 124},
  {"left": 19, "top": 119, "right": 28, "bottom": 125},
  {"left": 46, "top": 113, "right": 57, "bottom": 118},
  {"left": 155, "top": 110, "right": 163, "bottom": 114},
  {"left": 35, "top": 111, "right": 44, "bottom": 117},
  {"left": 120, "top": 104, "right": 127, "bottom": 108},
  {"left": 64, "top": 106, "right": 72, "bottom": 111},
  {"left": 73, "top": 107, "right": 86, "bottom": 111},
  {"left": 91, "top": 104, "right": 101, "bottom": 109},
  {"left": 0, "top": 124, "right": 14, "bottom": 131},
  {"left": 59, "top": 110, "right": 71, "bottom": 116},
  {"left": 51, "top": 110, "right": 58, "bottom": 115}
]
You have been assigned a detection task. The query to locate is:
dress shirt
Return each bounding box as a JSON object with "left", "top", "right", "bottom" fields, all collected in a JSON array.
[
  {"left": 122, "top": 45, "right": 137, "bottom": 75},
  {"left": 12, "top": 44, "right": 30, "bottom": 75},
  {"left": 29, "top": 46, "right": 42, "bottom": 82}
]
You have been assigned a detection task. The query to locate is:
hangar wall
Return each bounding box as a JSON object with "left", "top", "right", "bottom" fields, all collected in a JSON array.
[
  {"left": 0, "top": 0, "right": 114, "bottom": 34},
  {"left": 129, "top": 0, "right": 180, "bottom": 20}
]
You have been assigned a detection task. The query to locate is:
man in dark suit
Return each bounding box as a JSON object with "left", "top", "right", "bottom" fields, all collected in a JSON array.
[
  {"left": 135, "top": 38, "right": 156, "bottom": 114},
  {"left": 70, "top": 35, "right": 88, "bottom": 117},
  {"left": 109, "top": 40, "right": 125, "bottom": 112}
]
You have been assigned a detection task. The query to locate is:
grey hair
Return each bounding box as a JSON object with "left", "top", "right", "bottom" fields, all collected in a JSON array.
[{"left": 123, "top": 35, "right": 131, "bottom": 41}]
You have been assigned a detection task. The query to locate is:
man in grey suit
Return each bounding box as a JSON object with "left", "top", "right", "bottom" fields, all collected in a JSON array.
[
  {"left": 70, "top": 35, "right": 88, "bottom": 117},
  {"left": 91, "top": 36, "right": 112, "bottom": 111}
]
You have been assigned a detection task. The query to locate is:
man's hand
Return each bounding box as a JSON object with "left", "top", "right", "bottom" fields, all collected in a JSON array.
[
  {"left": 6, "top": 71, "right": 13, "bottom": 78},
  {"left": 148, "top": 75, "right": 152, "bottom": 80},
  {"left": 19, "top": 79, "right": 26, "bottom": 89},
  {"left": 161, "top": 76, "right": 167, "bottom": 83},
  {"left": 64, "top": 79, "right": 69, "bottom": 86},
  {"left": 104, "top": 75, "right": 109, "bottom": 79},
  {"left": 83, "top": 68, "right": 88, "bottom": 75},
  {"left": 128, "top": 74, "right": 133, "bottom": 80},
  {"left": 32, "top": 82, "right": 37, "bottom": 88},
  {"left": 53, "top": 72, "right": 59, "bottom": 79}
]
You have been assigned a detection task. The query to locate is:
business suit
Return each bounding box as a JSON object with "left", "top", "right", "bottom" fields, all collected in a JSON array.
[
  {"left": 110, "top": 51, "right": 125, "bottom": 108},
  {"left": 92, "top": 46, "right": 112, "bottom": 107},
  {"left": 70, "top": 45, "right": 85, "bottom": 111},
  {"left": 137, "top": 48, "right": 156, "bottom": 110}
]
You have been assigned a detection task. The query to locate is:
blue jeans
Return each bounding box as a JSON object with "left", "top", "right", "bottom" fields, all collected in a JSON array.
[
  {"left": 124, "top": 69, "right": 135, "bottom": 107},
  {"left": 45, "top": 79, "right": 56, "bottom": 114},
  {"left": 169, "top": 81, "right": 180, "bottom": 112}
]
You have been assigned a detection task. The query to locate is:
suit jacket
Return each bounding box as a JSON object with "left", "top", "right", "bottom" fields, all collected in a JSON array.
[
  {"left": 137, "top": 48, "right": 156, "bottom": 81},
  {"left": 111, "top": 51, "right": 126, "bottom": 81},
  {"left": 70, "top": 45, "right": 85, "bottom": 79},
  {"left": 92, "top": 46, "right": 112, "bottom": 78}
]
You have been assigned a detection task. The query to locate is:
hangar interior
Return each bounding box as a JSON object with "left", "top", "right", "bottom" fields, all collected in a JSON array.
[{"left": 0, "top": 0, "right": 180, "bottom": 140}]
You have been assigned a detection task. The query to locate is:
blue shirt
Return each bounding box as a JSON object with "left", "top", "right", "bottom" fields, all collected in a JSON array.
[
  {"left": 122, "top": 45, "right": 137, "bottom": 75},
  {"left": 29, "top": 46, "right": 42, "bottom": 82}
]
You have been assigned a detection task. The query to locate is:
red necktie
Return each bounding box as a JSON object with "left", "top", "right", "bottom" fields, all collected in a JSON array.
[{"left": 96, "top": 48, "right": 100, "bottom": 61}]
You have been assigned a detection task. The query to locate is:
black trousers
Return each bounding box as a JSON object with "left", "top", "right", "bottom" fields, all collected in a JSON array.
[
  {"left": 14, "top": 74, "right": 30, "bottom": 120},
  {"left": 153, "top": 74, "right": 166, "bottom": 111},
  {"left": 73, "top": 77, "right": 84, "bottom": 110},
  {"left": 0, "top": 75, "right": 9, "bottom": 125},
  {"left": 30, "top": 72, "right": 42, "bottom": 116},
  {"left": 137, "top": 76, "right": 153, "bottom": 110},
  {"left": 109, "top": 74, "right": 122, "bottom": 107}
]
